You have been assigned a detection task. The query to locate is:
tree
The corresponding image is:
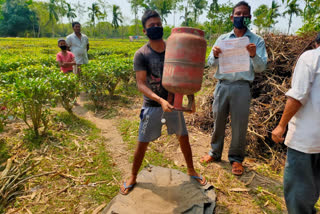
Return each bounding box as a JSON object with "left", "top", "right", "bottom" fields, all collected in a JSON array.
[
  {"left": 29, "top": 7, "right": 39, "bottom": 37},
  {"left": 189, "top": 0, "right": 207, "bottom": 23},
  {"left": 56, "top": 0, "right": 67, "bottom": 19},
  {"left": 47, "top": 0, "right": 59, "bottom": 37},
  {"left": 266, "top": 0, "right": 281, "bottom": 30},
  {"left": 112, "top": 5, "right": 123, "bottom": 30},
  {"left": 140, "top": 0, "right": 175, "bottom": 24},
  {"left": 206, "top": 0, "right": 219, "bottom": 31},
  {"left": 209, "top": 0, "right": 219, "bottom": 14},
  {"left": 97, "top": 0, "right": 108, "bottom": 22},
  {"left": 253, "top": 4, "right": 269, "bottom": 33},
  {"left": 74, "top": 1, "right": 86, "bottom": 23},
  {"left": 66, "top": 2, "right": 77, "bottom": 24},
  {"left": 0, "top": 0, "right": 5, "bottom": 19},
  {"left": 283, "top": 0, "right": 302, "bottom": 34},
  {"left": 29, "top": 1, "right": 49, "bottom": 37},
  {"left": 128, "top": 0, "right": 142, "bottom": 34},
  {"left": 96, "top": 0, "right": 108, "bottom": 37},
  {"left": 180, "top": 6, "right": 193, "bottom": 26},
  {"left": 172, "top": 0, "right": 183, "bottom": 26},
  {"left": 158, "top": 0, "right": 174, "bottom": 24},
  {"left": 302, "top": 0, "right": 317, "bottom": 21},
  {"left": 88, "top": 2, "right": 103, "bottom": 36},
  {"left": 206, "top": 1, "right": 233, "bottom": 35},
  {"left": 297, "top": 0, "right": 320, "bottom": 34},
  {"left": 0, "top": 0, "right": 38, "bottom": 37}
]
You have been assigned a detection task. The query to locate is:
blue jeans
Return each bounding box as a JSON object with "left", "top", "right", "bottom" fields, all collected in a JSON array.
[{"left": 284, "top": 148, "right": 320, "bottom": 214}]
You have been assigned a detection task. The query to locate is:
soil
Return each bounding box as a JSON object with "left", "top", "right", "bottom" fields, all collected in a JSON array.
[
  {"left": 69, "top": 93, "right": 135, "bottom": 179},
  {"left": 3, "top": 91, "right": 286, "bottom": 213},
  {"left": 70, "top": 93, "right": 285, "bottom": 213}
]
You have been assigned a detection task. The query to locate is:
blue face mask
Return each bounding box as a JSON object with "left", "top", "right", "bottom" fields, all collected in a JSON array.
[
  {"left": 233, "top": 16, "right": 251, "bottom": 29},
  {"left": 146, "top": 26, "right": 163, "bottom": 40}
]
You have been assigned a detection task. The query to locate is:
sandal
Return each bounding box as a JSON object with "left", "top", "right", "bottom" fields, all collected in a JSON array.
[
  {"left": 119, "top": 182, "right": 136, "bottom": 195},
  {"left": 200, "top": 154, "right": 220, "bottom": 164},
  {"left": 232, "top": 162, "right": 244, "bottom": 176},
  {"left": 191, "top": 175, "right": 208, "bottom": 186}
]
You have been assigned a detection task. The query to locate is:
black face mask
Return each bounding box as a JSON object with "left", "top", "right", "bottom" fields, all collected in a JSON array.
[
  {"left": 60, "top": 45, "right": 67, "bottom": 50},
  {"left": 146, "top": 26, "right": 163, "bottom": 40},
  {"left": 233, "top": 16, "right": 251, "bottom": 29}
]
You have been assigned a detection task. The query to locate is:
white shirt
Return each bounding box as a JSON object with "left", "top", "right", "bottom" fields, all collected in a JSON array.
[
  {"left": 285, "top": 47, "right": 320, "bottom": 153},
  {"left": 66, "top": 33, "right": 89, "bottom": 65}
]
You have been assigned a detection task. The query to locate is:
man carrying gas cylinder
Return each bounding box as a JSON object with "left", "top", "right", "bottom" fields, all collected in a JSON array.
[
  {"left": 120, "top": 9, "right": 206, "bottom": 195},
  {"left": 200, "top": 1, "right": 268, "bottom": 176}
]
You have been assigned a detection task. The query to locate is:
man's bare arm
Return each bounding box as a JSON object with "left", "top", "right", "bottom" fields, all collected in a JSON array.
[
  {"left": 136, "top": 71, "right": 173, "bottom": 112},
  {"left": 58, "top": 61, "right": 76, "bottom": 68},
  {"left": 271, "top": 97, "right": 302, "bottom": 143}
]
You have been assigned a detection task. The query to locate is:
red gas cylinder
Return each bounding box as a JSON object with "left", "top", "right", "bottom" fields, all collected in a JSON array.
[{"left": 162, "top": 27, "right": 207, "bottom": 111}]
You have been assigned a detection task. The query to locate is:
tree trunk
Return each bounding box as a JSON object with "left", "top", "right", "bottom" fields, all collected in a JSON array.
[
  {"left": 135, "top": 7, "right": 138, "bottom": 35},
  {"left": 93, "top": 20, "right": 95, "bottom": 38},
  {"left": 38, "top": 20, "right": 41, "bottom": 38},
  {"left": 33, "top": 23, "right": 36, "bottom": 38},
  {"left": 287, "top": 14, "right": 292, "bottom": 35},
  {"left": 52, "top": 21, "right": 55, "bottom": 38}
]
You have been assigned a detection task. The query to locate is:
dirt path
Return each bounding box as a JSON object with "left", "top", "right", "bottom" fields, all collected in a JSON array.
[
  {"left": 71, "top": 95, "right": 132, "bottom": 178},
  {"left": 112, "top": 102, "right": 286, "bottom": 213},
  {"left": 66, "top": 93, "right": 286, "bottom": 213}
]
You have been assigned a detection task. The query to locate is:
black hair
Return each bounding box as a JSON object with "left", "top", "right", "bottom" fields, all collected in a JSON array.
[
  {"left": 232, "top": 1, "right": 251, "bottom": 15},
  {"left": 316, "top": 32, "right": 320, "bottom": 44},
  {"left": 72, "top": 21, "right": 81, "bottom": 28},
  {"left": 58, "top": 38, "right": 66, "bottom": 45},
  {"left": 141, "top": 9, "right": 160, "bottom": 29}
]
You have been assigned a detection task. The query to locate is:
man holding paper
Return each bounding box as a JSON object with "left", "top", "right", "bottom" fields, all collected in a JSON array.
[{"left": 200, "top": 1, "right": 268, "bottom": 176}]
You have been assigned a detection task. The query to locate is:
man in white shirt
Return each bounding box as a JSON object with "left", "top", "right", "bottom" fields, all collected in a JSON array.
[
  {"left": 66, "top": 22, "right": 89, "bottom": 75},
  {"left": 272, "top": 32, "right": 320, "bottom": 214}
]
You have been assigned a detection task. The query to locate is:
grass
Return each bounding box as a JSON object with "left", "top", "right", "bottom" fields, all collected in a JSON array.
[
  {"left": 52, "top": 112, "right": 121, "bottom": 203},
  {"left": 82, "top": 81, "right": 140, "bottom": 119},
  {"left": 255, "top": 163, "right": 283, "bottom": 181},
  {"left": 117, "top": 118, "right": 181, "bottom": 172},
  {"left": 53, "top": 111, "right": 99, "bottom": 136},
  {"left": 253, "top": 186, "right": 284, "bottom": 214},
  {"left": 88, "top": 142, "right": 121, "bottom": 203},
  {"left": 4, "top": 112, "right": 120, "bottom": 213}
]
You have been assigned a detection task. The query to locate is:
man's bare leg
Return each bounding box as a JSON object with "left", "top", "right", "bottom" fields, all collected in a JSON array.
[
  {"left": 120, "top": 142, "right": 149, "bottom": 194},
  {"left": 178, "top": 135, "right": 206, "bottom": 185}
]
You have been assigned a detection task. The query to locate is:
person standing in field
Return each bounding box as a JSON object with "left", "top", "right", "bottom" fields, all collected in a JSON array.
[
  {"left": 120, "top": 9, "right": 207, "bottom": 195},
  {"left": 66, "top": 22, "right": 89, "bottom": 76},
  {"left": 56, "top": 38, "right": 76, "bottom": 73},
  {"left": 272, "top": 33, "right": 320, "bottom": 214},
  {"left": 200, "top": 1, "right": 268, "bottom": 176}
]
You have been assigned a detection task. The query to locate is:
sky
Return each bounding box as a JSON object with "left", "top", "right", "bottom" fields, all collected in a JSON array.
[{"left": 47, "top": 0, "right": 305, "bottom": 34}]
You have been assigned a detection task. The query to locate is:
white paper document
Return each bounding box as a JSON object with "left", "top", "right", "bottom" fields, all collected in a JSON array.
[{"left": 218, "top": 37, "right": 250, "bottom": 74}]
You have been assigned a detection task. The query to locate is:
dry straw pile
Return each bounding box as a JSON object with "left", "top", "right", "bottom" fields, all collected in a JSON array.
[{"left": 188, "top": 33, "right": 316, "bottom": 168}]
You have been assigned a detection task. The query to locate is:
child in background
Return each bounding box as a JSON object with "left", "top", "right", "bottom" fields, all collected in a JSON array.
[
  {"left": 56, "top": 38, "right": 76, "bottom": 73},
  {"left": 56, "top": 38, "right": 79, "bottom": 106}
]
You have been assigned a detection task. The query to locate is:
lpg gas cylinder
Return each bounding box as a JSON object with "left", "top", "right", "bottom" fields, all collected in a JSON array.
[{"left": 162, "top": 27, "right": 207, "bottom": 111}]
